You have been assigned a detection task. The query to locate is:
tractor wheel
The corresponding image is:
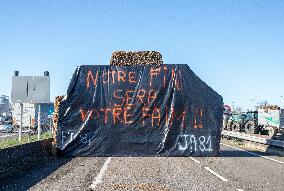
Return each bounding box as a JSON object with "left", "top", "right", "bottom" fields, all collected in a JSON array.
[
  {"left": 231, "top": 123, "right": 240, "bottom": 132},
  {"left": 226, "top": 122, "right": 232, "bottom": 131},
  {"left": 245, "top": 121, "right": 255, "bottom": 134},
  {"left": 267, "top": 127, "right": 277, "bottom": 137},
  {"left": 223, "top": 121, "right": 229, "bottom": 130}
]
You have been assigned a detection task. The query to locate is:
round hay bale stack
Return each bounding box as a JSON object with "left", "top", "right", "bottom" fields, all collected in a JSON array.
[
  {"left": 110, "top": 51, "right": 163, "bottom": 66},
  {"left": 52, "top": 95, "right": 64, "bottom": 155}
]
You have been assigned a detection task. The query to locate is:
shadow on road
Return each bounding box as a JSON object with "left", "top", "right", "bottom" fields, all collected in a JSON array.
[{"left": 0, "top": 156, "right": 73, "bottom": 191}]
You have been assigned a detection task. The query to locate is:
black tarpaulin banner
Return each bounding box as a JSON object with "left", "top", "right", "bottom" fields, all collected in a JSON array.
[{"left": 56, "top": 64, "right": 223, "bottom": 156}]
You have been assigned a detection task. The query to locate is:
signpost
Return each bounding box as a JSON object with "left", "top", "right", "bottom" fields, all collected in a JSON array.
[
  {"left": 11, "top": 71, "right": 50, "bottom": 142},
  {"left": 37, "top": 105, "right": 41, "bottom": 140},
  {"left": 19, "top": 103, "right": 23, "bottom": 142}
]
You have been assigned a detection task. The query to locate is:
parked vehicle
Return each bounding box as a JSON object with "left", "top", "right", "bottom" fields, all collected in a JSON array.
[
  {"left": 257, "top": 109, "right": 284, "bottom": 136},
  {"left": 241, "top": 111, "right": 258, "bottom": 134},
  {"left": 224, "top": 108, "right": 284, "bottom": 136},
  {"left": 223, "top": 113, "right": 242, "bottom": 132},
  {"left": 0, "top": 124, "right": 14, "bottom": 133},
  {"left": 0, "top": 113, "right": 13, "bottom": 125}
]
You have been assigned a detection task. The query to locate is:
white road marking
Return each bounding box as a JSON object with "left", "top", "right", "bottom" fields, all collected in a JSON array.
[
  {"left": 189, "top": 157, "right": 228, "bottom": 182},
  {"left": 236, "top": 189, "right": 244, "bottom": 191},
  {"left": 204, "top": 166, "right": 228, "bottom": 182},
  {"left": 221, "top": 143, "right": 284, "bottom": 164},
  {"left": 89, "top": 157, "right": 112, "bottom": 190},
  {"left": 189, "top": 157, "right": 201, "bottom": 164}
]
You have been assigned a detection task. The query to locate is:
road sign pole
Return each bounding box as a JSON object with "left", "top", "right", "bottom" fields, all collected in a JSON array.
[
  {"left": 38, "top": 104, "right": 41, "bottom": 140},
  {"left": 19, "top": 103, "right": 23, "bottom": 142},
  {"left": 50, "top": 118, "right": 52, "bottom": 133},
  {"left": 28, "top": 114, "right": 31, "bottom": 142}
]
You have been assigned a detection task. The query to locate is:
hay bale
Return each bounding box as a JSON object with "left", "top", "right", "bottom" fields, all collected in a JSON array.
[
  {"left": 52, "top": 95, "right": 65, "bottom": 156},
  {"left": 110, "top": 51, "right": 163, "bottom": 66},
  {"left": 52, "top": 96, "right": 64, "bottom": 144}
]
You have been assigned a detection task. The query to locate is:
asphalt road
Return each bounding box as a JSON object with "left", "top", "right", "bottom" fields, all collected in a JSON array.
[{"left": 1, "top": 141, "right": 283, "bottom": 191}]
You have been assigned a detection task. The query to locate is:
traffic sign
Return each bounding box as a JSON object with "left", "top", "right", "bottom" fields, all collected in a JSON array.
[{"left": 224, "top": 105, "right": 232, "bottom": 115}]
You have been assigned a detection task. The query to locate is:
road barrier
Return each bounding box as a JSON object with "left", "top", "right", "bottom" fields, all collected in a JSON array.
[
  {"left": 55, "top": 63, "right": 223, "bottom": 157},
  {"left": 222, "top": 130, "right": 284, "bottom": 148}
]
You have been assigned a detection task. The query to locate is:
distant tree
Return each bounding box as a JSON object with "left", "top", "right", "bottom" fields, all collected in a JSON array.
[
  {"left": 255, "top": 100, "right": 279, "bottom": 110},
  {"left": 255, "top": 100, "right": 269, "bottom": 110}
]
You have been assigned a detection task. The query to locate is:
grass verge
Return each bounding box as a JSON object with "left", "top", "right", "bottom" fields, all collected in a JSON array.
[{"left": 0, "top": 132, "right": 52, "bottom": 149}]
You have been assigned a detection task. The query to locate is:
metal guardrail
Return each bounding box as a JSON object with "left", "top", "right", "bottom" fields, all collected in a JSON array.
[{"left": 221, "top": 130, "right": 284, "bottom": 148}]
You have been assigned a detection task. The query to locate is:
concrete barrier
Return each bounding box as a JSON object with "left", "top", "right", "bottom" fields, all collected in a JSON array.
[
  {"left": 222, "top": 130, "right": 284, "bottom": 147},
  {"left": 0, "top": 138, "right": 52, "bottom": 179}
]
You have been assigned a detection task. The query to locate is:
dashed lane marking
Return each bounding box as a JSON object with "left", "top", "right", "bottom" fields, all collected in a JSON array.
[
  {"left": 89, "top": 157, "right": 112, "bottom": 190},
  {"left": 221, "top": 143, "right": 284, "bottom": 164},
  {"left": 189, "top": 157, "right": 201, "bottom": 164},
  {"left": 204, "top": 167, "right": 228, "bottom": 182},
  {"left": 190, "top": 157, "right": 228, "bottom": 182}
]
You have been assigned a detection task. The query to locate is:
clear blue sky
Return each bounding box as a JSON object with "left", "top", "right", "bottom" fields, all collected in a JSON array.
[{"left": 1, "top": 1, "right": 284, "bottom": 110}]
